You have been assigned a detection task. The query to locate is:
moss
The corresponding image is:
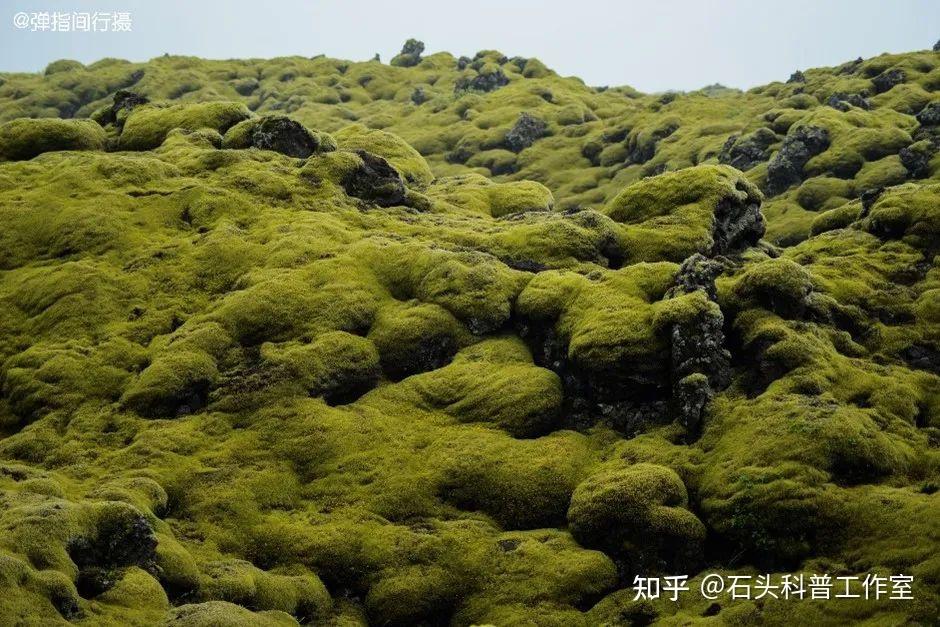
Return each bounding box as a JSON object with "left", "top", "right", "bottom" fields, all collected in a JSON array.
[
  {"left": 728, "top": 257, "right": 815, "bottom": 317},
  {"left": 44, "top": 59, "right": 85, "bottom": 75},
  {"left": 155, "top": 534, "right": 201, "bottom": 599},
  {"left": 432, "top": 428, "right": 591, "bottom": 529},
  {"left": 515, "top": 262, "right": 681, "bottom": 377},
  {"left": 0, "top": 118, "right": 106, "bottom": 161},
  {"left": 165, "top": 601, "right": 299, "bottom": 626},
  {"left": 428, "top": 173, "right": 554, "bottom": 217},
  {"left": 367, "top": 302, "right": 466, "bottom": 379},
  {"left": 0, "top": 44, "right": 938, "bottom": 627},
  {"left": 119, "top": 102, "right": 252, "bottom": 150},
  {"left": 455, "top": 529, "right": 616, "bottom": 625},
  {"left": 364, "top": 565, "right": 460, "bottom": 626},
  {"left": 262, "top": 331, "right": 381, "bottom": 403},
  {"left": 794, "top": 176, "right": 852, "bottom": 211},
  {"left": 860, "top": 182, "right": 940, "bottom": 251},
  {"left": 121, "top": 351, "right": 218, "bottom": 418},
  {"left": 390, "top": 338, "right": 562, "bottom": 437},
  {"left": 567, "top": 462, "right": 705, "bottom": 570},
  {"left": 852, "top": 155, "right": 909, "bottom": 190},
  {"left": 200, "top": 560, "right": 331, "bottom": 620},
  {"left": 811, "top": 200, "right": 863, "bottom": 235},
  {"left": 221, "top": 115, "right": 336, "bottom": 158},
  {"left": 334, "top": 124, "right": 433, "bottom": 187},
  {"left": 605, "top": 164, "right": 764, "bottom": 262}
]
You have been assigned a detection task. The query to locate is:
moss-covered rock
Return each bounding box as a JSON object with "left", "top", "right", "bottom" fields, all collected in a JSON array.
[
  {"left": 0, "top": 42, "right": 937, "bottom": 627},
  {"left": 119, "top": 102, "right": 251, "bottom": 150},
  {"left": 0, "top": 118, "right": 106, "bottom": 161},
  {"left": 567, "top": 462, "right": 706, "bottom": 571},
  {"left": 221, "top": 115, "right": 335, "bottom": 158},
  {"left": 605, "top": 164, "right": 765, "bottom": 262}
]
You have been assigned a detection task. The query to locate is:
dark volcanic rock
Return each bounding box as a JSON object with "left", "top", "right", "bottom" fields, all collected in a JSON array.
[
  {"left": 342, "top": 150, "right": 407, "bottom": 207},
  {"left": 68, "top": 505, "right": 158, "bottom": 598},
  {"left": 764, "top": 125, "right": 830, "bottom": 196},
  {"left": 871, "top": 68, "right": 906, "bottom": 94},
  {"left": 718, "top": 127, "right": 778, "bottom": 171},
  {"left": 860, "top": 186, "right": 885, "bottom": 213},
  {"left": 838, "top": 57, "right": 864, "bottom": 75},
  {"left": 673, "top": 374, "right": 712, "bottom": 431},
  {"left": 902, "top": 344, "right": 940, "bottom": 374},
  {"left": 711, "top": 196, "right": 766, "bottom": 256},
  {"left": 916, "top": 102, "right": 940, "bottom": 127},
  {"left": 505, "top": 113, "right": 548, "bottom": 152},
  {"left": 787, "top": 70, "right": 806, "bottom": 84},
  {"left": 826, "top": 92, "right": 870, "bottom": 112},
  {"left": 455, "top": 68, "right": 509, "bottom": 93},
  {"left": 666, "top": 254, "right": 732, "bottom": 431},
  {"left": 625, "top": 122, "right": 679, "bottom": 165},
  {"left": 391, "top": 39, "right": 424, "bottom": 67},
  {"left": 97, "top": 90, "right": 149, "bottom": 127},
  {"left": 249, "top": 116, "right": 324, "bottom": 158},
  {"left": 112, "top": 90, "right": 149, "bottom": 116},
  {"left": 900, "top": 143, "right": 934, "bottom": 179},
  {"left": 668, "top": 253, "right": 724, "bottom": 300},
  {"left": 411, "top": 86, "right": 429, "bottom": 105}
]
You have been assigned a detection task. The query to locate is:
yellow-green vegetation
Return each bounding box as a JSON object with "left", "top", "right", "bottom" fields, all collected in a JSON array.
[{"left": 0, "top": 41, "right": 938, "bottom": 625}]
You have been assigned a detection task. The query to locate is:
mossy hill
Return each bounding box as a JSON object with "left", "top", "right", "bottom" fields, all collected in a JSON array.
[{"left": 0, "top": 41, "right": 937, "bottom": 625}]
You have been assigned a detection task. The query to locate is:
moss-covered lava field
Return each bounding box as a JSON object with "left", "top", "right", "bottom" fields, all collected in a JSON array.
[{"left": 0, "top": 39, "right": 938, "bottom": 625}]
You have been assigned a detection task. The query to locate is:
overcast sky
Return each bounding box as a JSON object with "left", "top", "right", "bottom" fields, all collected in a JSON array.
[{"left": 1, "top": 0, "right": 937, "bottom": 92}]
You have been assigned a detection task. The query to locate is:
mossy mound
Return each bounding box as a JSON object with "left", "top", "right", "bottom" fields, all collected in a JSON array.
[
  {"left": 0, "top": 42, "right": 938, "bottom": 626},
  {"left": 0, "top": 118, "right": 106, "bottom": 161},
  {"left": 119, "top": 102, "right": 252, "bottom": 150},
  {"left": 605, "top": 164, "right": 765, "bottom": 261}
]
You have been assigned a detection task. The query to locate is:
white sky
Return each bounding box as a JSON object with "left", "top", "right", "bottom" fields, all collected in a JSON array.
[{"left": 0, "top": 0, "right": 938, "bottom": 92}]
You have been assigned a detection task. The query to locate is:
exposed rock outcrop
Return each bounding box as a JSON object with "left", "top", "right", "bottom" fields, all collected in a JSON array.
[
  {"left": 505, "top": 112, "right": 547, "bottom": 152},
  {"left": 718, "top": 128, "right": 778, "bottom": 171},
  {"left": 390, "top": 39, "right": 424, "bottom": 67},
  {"left": 871, "top": 68, "right": 906, "bottom": 94},
  {"left": 826, "top": 92, "right": 870, "bottom": 111},
  {"left": 666, "top": 254, "right": 732, "bottom": 431},
  {"left": 764, "top": 125, "right": 830, "bottom": 195},
  {"left": 342, "top": 150, "right": 407, "bottom": 206}
]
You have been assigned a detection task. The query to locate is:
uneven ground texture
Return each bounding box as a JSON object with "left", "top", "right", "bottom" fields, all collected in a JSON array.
[{"left": 0, "top": 42, "right": 938, "bottom": 625}]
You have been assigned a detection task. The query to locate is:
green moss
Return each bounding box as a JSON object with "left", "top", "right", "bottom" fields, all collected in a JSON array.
[
  {"left": 119, "top": 102, "right": 252, "bottom": 150},
  {"left": 860, "top": 182, "right": 940, "bottom": 251},
  {"left": 428, "top": 173, "right": 554, "bottom": 217},
  {"left": 0, "top": 118, "right": 106, "bottom": 161},
  {"left": 728, "top": 257, "right": 815, "bottom": 316},
  {"left": 334, "top": 124, "right": 433, "bottom": 187},
  {"left": 605, "top": 164, "right": 763, "bottom": 262},
  {"left": 121, "top": 351, "right": 218, "bottom": 418},
  {"left": 794, "top": 176, "right": 852, "bottom": 211},
  {"left": 165, "top": 601, "right": 299, "bottom": 626},
  {"left": 567, "top": 463, "right": 705, "bottom": 569},
  {"left": 853, "top": 155, "right": 909, "bottom": 190},
  {"left": 516, "top": 262, "right": 680, "bottom": 374},
  {"left": 221, "top": 115, "right": 336, "bottom": 157},
  {"left": 262, "top": 331, "right": 381, "bottom": 403},
  {"left": 367, "top": 301, "right": 466, "bottom": 379},
  {"left": 0, "top": 44, "right": 938, "bottom": 627},
  {"left": 44, "top": 59, "right": 85, "bottom": 75},
  {"left": 389, "top": 338, "right": 562, "bottom": 436}
]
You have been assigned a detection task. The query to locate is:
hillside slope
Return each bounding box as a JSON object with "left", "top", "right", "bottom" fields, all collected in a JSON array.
[{"left": 0, "top": 42, "right": 937, "bottom": 625}]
